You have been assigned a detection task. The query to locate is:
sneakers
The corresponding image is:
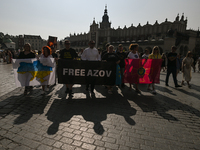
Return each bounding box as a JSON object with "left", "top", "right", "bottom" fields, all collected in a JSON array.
[
  {"left": 152, "top": 90, "right": 156, "bottom": 94},
  {"left": 165, "top": 84, "right": 169, "bottom": 86}
]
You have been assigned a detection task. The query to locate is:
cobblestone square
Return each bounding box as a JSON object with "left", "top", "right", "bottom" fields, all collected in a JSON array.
[{"left": 0, "top": 63, "right": 200, "bottom": 150}]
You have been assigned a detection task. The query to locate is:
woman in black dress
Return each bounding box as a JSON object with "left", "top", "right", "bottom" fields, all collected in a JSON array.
[{"left": 18, "top": 43, "right": 36, "bottom": 95}]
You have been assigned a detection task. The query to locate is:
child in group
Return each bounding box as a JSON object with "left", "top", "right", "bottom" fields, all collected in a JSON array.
[
  {"left": 40, "top": 46, "right": 52, "bottom": 94},
  {"left": 148, "top": 46, "right": 162, "bottom": 94},
  {"left": 127, "top": 43, "right": 140, "bottom": 93}
]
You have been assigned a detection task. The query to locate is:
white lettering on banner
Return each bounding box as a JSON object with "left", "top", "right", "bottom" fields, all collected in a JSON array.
[
  {"left": 80, "top": 69, "right": 85, "bottom": 76},
  {"left": 75, "top": 69, "right": 80, "bottom": 76},
  {"left": 87, "top": 70, "right": 93, "bottom": 76},
  {"left": 106, "top": 71, "right": 112, "bottom": 77},
  {"left": 93, "top": 70, "right": 99, "bottom": 77},
  {"left": 69, "top": 69, "right": 74, "bottom": 76},
  {"left": 99, "top": 70, "right": 105, "bottom": 77},
  {"left": 63, "top": 68, "right": 68, "bottom": 75},
  {"left": 62, "top": 68, "right": 112, "bottom": 77}
]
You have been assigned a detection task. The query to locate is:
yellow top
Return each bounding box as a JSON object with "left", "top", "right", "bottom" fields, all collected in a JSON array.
[{"left": 148, "top": 54, "right": 162, "bottom": 59}]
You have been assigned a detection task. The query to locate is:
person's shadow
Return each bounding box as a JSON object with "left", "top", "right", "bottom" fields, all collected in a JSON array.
[
  {"left": 122, "top": 89, "right": 200, "bottom": 121},
  {"left": 46, "top": 91, "right": 136, "bottom": 135}
]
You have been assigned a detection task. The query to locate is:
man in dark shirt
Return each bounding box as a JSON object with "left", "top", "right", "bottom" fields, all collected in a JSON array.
[
  {"left": 59, "top": 40, "right": 78, "bottom": 96},
  {"left": 165, "top": 46, "right": 181, "bottom": 87},
  {"left": 101, "top": 43, "right": 110, "bottom": 59},
  {"left": 116, "top": 44, "right": 126, "bottom": 87},
  {"left": 102, "top": 45, "right": 120, "bottom": 94}
]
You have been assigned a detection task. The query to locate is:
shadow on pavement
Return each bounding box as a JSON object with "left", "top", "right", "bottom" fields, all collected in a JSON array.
[
  {"left": 122, "top": 89, "right": 200, "bottom": 121},
  {"left": 0, "top": 87, "right": 52, "bottom": 124},
  {"left": 45, "top": 92, "right": 136, "bottom": 135}
]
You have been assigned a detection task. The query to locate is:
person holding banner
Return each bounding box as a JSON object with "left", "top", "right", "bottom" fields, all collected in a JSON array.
[
  {"left": 17, "top": 43, "right": 36, "bottom": 95},
  {"left": 81, "top": 40, "right": 101, "bottom": 95},
  {"left": 148, "top": 46, "right": 162, "bottom": 94},
  {"left": 40, "top": 46, "right": 53, "bottom": 94},
  {"left": 59, "top": 40, "right": 78, "bottom": 97},
  {"left": 102, "top": 45, "right": 120, "bottom": 94},
  {"left": 116, "top": 44, "right": 126, "bottom": 88},
  {"left": 127, "top": 43, "right": 140, "bottom": 93}
]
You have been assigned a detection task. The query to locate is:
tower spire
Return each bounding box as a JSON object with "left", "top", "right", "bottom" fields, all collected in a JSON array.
[{"left": 104, "top": 4, "right": 107, "bottom": 14}]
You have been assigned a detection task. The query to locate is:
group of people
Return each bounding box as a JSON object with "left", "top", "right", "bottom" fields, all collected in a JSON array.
[
  {"left": 0, "top": 50, "right": 16, "bottom": 63},
  {"left": 4, "top": 39, "right": 200, "bottom": 96}
]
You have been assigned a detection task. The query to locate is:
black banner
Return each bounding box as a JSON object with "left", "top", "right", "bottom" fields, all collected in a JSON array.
[{"left": 58, "top": 60, "right": 116, "bottom": 85}]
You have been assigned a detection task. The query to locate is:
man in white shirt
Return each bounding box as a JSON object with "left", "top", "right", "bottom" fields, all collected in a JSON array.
[
  {"left": 81, "top": 40, "right": 101, "bottom": 95},
  {"left": 142, "top": 49, "right": 150, "bottom": 59}
]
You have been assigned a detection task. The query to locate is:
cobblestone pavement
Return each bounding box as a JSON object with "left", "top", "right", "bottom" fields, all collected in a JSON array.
[
  {"left": 0, "top": 61, "right": 200, "bottom": 150},
  {"left": 0, "top": 63, "right": 16, "bottom": 97}
]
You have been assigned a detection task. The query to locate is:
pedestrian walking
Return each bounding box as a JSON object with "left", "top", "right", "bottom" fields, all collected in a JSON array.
[
  {"left": 40, "top": 46, "right": 53, "bottom": 94},
  {"left": 59, "top": 40, "right": 78, "bottom": 97},
  {"left": 181, "top": 51, "right": 194, "bottom": 88},
  {"left": 127, "top": 43, "right": 141, "bottom": 93},
  {"left": 102, "top": 45, "right": 120, "bottom": 94},
  {"left": 116, "top": 44, "right": 126, "bottom": 87},
  {"left": 148, "top": 46, "right": 162, "bottom": 94},
  {"left": 81, "top": 40, "right": 101, "bottom": 96},
  {"left": 165, "top": 46, "right": 181, "bottom": 87},
  {"left": 17, "top": 43, "right": 36, "bottom": 95}
]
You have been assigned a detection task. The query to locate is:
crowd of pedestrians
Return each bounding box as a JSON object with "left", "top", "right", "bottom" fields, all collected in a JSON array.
[{"left": 1, "top": 40, "right": 200, "bottom": 97}]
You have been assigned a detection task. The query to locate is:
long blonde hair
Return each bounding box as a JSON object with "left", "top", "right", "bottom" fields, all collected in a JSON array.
[{"left": 152, "top": 46, "right": 160, "bottom": 55}]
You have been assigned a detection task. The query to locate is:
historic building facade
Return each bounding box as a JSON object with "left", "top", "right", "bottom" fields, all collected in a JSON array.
[{"left": 70, "top": 6, "right": 200, "bottom": 55}]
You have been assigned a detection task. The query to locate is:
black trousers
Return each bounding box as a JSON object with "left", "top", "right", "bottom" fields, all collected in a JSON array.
[
  {"left": 86, "top": 84, "right": 95, "bottom": 92},
  {"left": 165, "top": 66, "right": 178, "bottom": 86}
]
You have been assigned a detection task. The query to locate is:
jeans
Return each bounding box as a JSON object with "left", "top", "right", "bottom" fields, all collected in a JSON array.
[{"left": 165, "top": 66, "right": 178, "bottom": 86}]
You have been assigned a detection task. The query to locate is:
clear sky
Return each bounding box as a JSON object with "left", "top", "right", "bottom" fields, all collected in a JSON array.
[{"left": 0, "top": 0, "right": 200, "bottom": 40}]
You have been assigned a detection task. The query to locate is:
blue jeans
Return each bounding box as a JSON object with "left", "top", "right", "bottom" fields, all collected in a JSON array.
[{"left": 165, "top": 66, "right": 178, "bottom": 86}]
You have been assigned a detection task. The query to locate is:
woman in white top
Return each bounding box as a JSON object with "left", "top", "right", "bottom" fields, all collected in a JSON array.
[
  {"left": 181, "top": 51, "right": 194, "bottom": 88},
  {"left": 40, "top": 46, "right": 53, "bottom": 94},
  {"left": 127, "top": 43, "right": 140, "bottom": 93}
]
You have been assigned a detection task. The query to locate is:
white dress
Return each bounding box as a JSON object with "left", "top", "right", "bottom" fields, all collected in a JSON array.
[{"left": 182, "top": 57, "right": 194, "bottom": 81}]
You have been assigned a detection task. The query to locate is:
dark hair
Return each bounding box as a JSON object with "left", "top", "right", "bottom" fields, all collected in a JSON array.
[
  {"left": 129, "top": 43, "right": 139, "bottom": 51},
  {"left": 89, "top": 40, "right": 95, "bottom": 44},
  {"left": 38, "top": 50, "right": 42, "bottom": 55},
  {"left": 106, "top": 43, "right": 110, "bottom": 47},
  {"left": 64, "top": 40, "right": 70, "bottom": 44},
  {"left": 171, "top": 46, "right": 177, "bottom": 50}
]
